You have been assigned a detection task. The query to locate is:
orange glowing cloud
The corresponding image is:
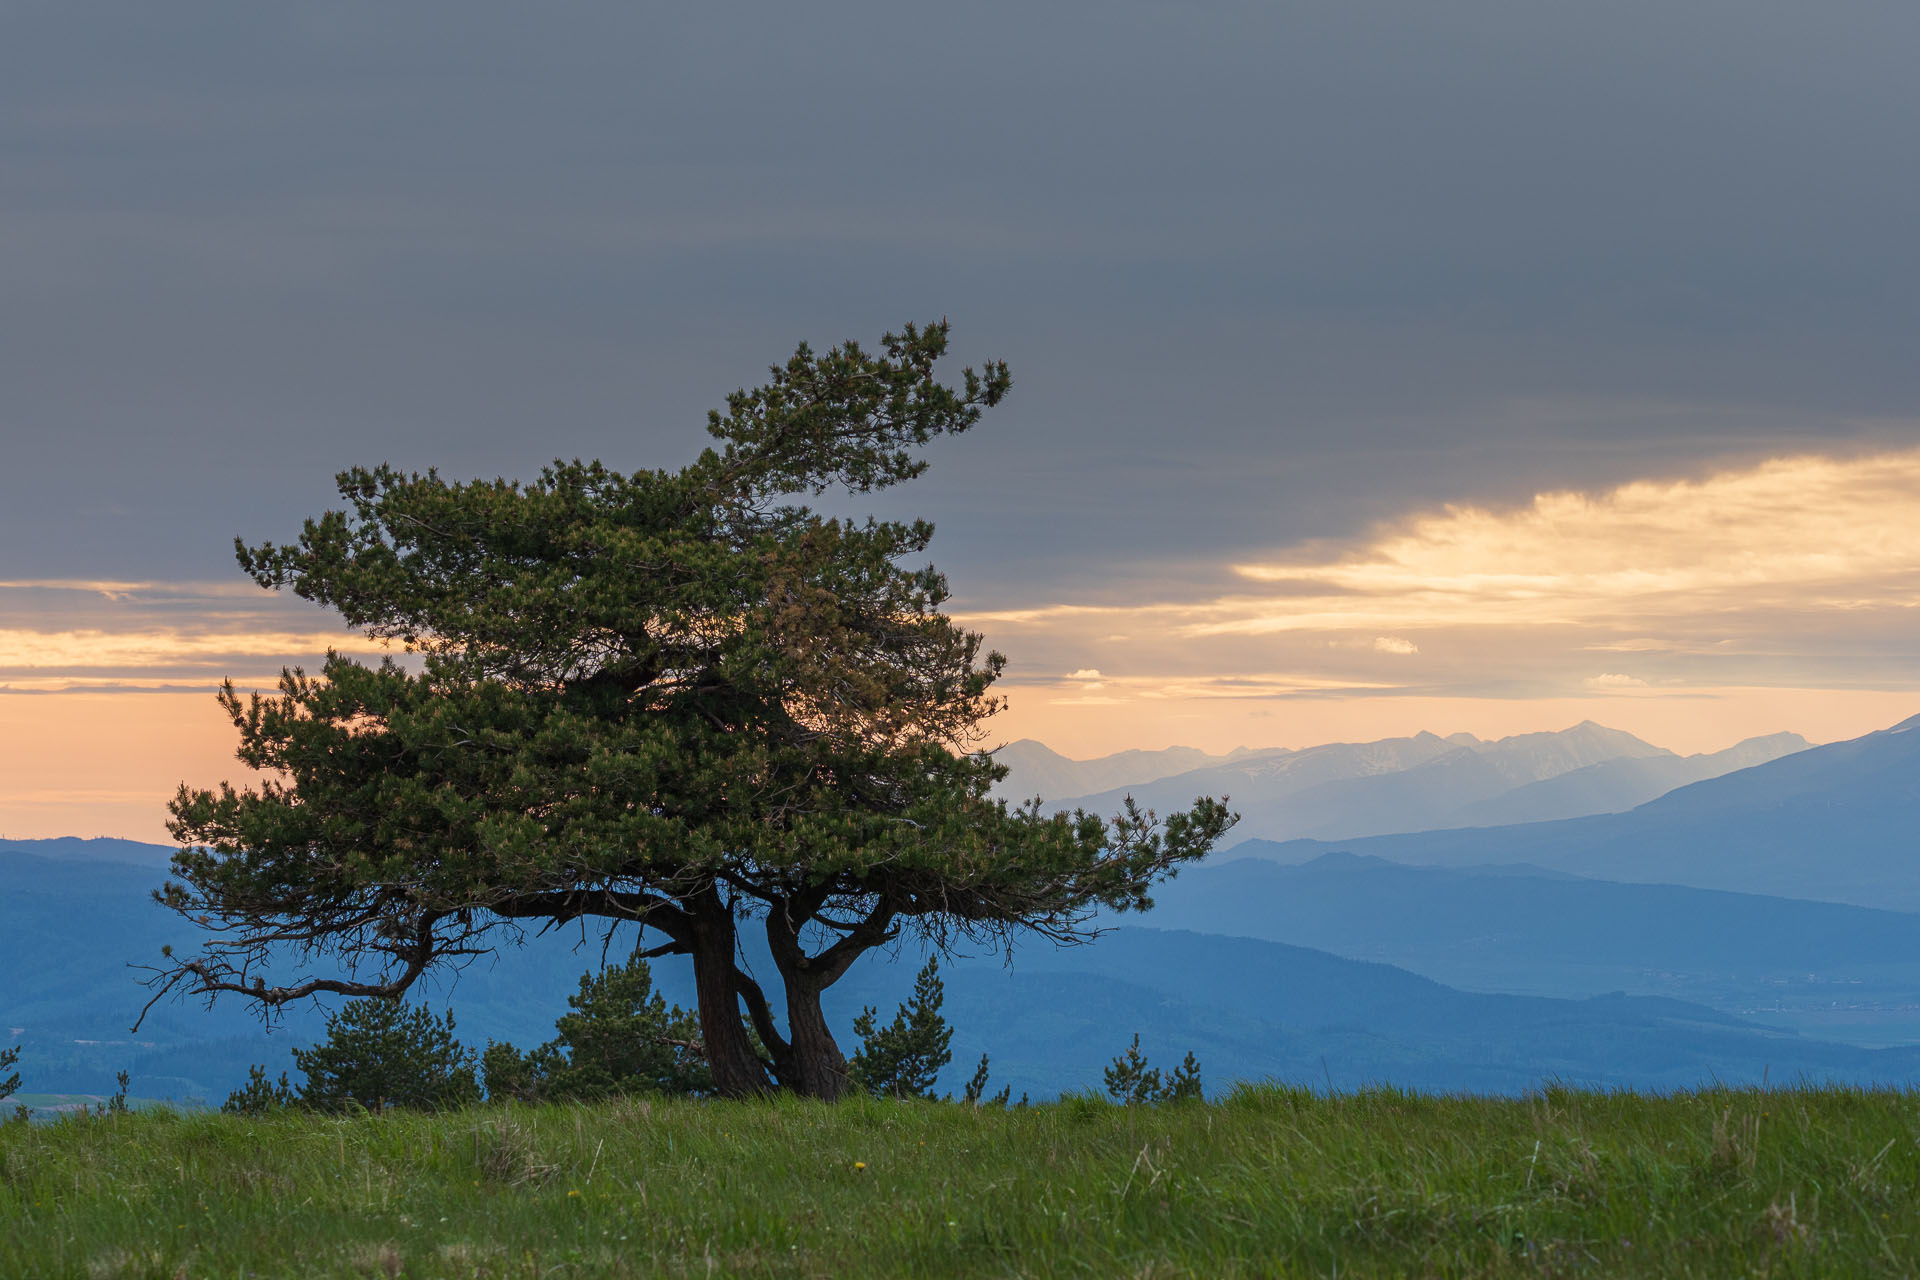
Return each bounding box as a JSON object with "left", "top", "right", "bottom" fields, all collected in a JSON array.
[
  {"left": 0, "top": 579, "right": 381, "bottom": 693},
  {"left": 1211, "top": 449, "right": 1920, "bottom": 636},
  {"left": 957, "top": 447, "right": 1920, "bottom": 755},
  {"left": 0, "top": 627, "right": 372, "bottom": 674}
]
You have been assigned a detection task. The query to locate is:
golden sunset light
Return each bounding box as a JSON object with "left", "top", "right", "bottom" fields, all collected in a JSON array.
[
  {"left": 0, "top": 692, "right": 258, "bottom": 842},
  {"left": 962, "top": 446, "right": 1920, "bottom": 760},
  {"left": 960, "top": 445, "right": 1920, "bottom": 752},
  {"left": 1218, "top": 449, "right": 1920, "bottom": 634},
  {"left": 7, "top": 448, "right": 1919, "bottom": 838}
]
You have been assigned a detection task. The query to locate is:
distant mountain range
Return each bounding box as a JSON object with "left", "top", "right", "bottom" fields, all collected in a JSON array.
[
  {"left": 9, "top": 710, "right": 1918, "bottom": 1102},
  {"left": 1133, "top": 853, "right": 1920, "bottom": 1046},
  {"left": 1445, "top": 731, "right": 1809, "bottom": 828},
  {"left": 988, "top": 741, "right": 1248, "bottom": 805},
  {"left": 879, "top": 928, "right": 1920, "bottom": 1098},
  {"left": 1236, "top": 713, "right": 1920, "bottom": 910},
  {"left": 0, "top": 836, "right": 177, "bottom": 868},
  {"left": 1000, "top": 722, "right": 1809, "bottom": 842},
  {"left": 15, "top": 837, "right": 1920, "bottom": 1101}
]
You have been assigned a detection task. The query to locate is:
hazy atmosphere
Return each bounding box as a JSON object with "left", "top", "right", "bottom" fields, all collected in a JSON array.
[{"left": 7, "top": 1, "right": 1920, "bottom": 838}]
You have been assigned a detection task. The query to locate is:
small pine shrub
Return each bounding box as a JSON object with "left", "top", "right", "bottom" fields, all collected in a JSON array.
[
  {"left": 292, "top": 999, "right": 481, "bottom": 1112},
  {"left": 480, "top": 1040, "right": 539, "bottom": 1102},
  {"left": 1104, "top": 1034, "right": 1161, "bottom": 1104},
  {"left": 0, "top": 1044, "right": 19, "bottom": 1104},
  {"left": 484, "top": 956, "right": 710, "bottom": 1102},
  {"left": 223, "top": 1064, "right": 299, "bottom": 1115},
  {"left": 1104, "top": 1034, "right": 1203, "bottom": 1104},
  {"left": 848, "top": 958, "right": 954, "bottom": 1099},
  {"left": 1164, "top": 1050, "right": 1203, "bottom": 1102},
  {"left": 961, "top": 1052, "right": 1012, "bottom": 1108}
]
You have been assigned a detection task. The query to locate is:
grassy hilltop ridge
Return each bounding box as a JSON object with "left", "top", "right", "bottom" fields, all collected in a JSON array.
[{"left": 5, "top": 1085, "right": 1920, "bottom": 1278}]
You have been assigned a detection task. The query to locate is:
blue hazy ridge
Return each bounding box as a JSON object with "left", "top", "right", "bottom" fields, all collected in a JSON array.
[{"left": 10, "top": 840, "right": 1920, "bottom": 1102}]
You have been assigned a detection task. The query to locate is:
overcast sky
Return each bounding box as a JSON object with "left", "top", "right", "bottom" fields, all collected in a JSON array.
[{"left": 6, "top": 2, "right": 1920, "bottom": 837}]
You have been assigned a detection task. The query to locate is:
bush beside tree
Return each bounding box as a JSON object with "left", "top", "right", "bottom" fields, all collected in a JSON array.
[
  {"left": 847, "top": 958, "right": 953, "bottom": 1099},
  {"left": 225, "top": 999, "right": 480, "bottom": 1114},
  {"left": 483, "top": 956, "right": 710, "bottom": 1102},
  {"left": 223, "top": 1063, "right": 298, "bottom": 1115},
  {"left": 294, "top": 1000, "right": 481, "bottom": 1112}
]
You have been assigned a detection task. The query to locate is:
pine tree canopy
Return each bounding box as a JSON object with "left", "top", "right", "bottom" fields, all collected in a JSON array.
[{"left": 143, "top": 322, "right": 1236, "bottom": 1098}]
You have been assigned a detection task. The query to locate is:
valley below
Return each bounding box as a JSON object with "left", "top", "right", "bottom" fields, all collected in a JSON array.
[{"left": 8, "top": 712, "right": 1920, "bottom": 1108}]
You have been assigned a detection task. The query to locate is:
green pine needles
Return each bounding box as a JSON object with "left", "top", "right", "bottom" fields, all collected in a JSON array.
[
  {"left": 223, "top": 1063, "right": 298, "bottom": 1116},
  {"left": 225, "top": 1000, "right": 481, "bottom": 1114},
  {"left": 1103, "top": 1034, "right": 1203, "bottom": 1105},
  {"left": 294, "top": 1001, "right": 482, "bottom": 1113},
  {"left": 148, "top": 321, "right": 1235, "bottom": 1099},
  {"left": 483, "top": 956, "right": 710, "bottom": 1102},
  {"left": 227, "top": 958, "right": 710, "bottom": 1113},
  {"left": 848, "top": 958, "right": 953, "bottom": 1099},
  {"left": 962, "top": 1053, "right": 1016, "bottom": 1108}
]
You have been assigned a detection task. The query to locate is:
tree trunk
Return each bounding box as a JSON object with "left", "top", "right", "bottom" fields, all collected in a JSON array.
[
  {"left": 764, "top": 902, "right": 874, "bottom": 1101},
  {"left": 781, "top": 973, "right": 852, "bottom": 1101},
  {"left": 686, "top": 908, "right": 770, "bottom": 1098}
]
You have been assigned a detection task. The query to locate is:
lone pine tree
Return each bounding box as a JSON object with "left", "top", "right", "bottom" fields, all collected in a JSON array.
[{"left": 145, "top": 322, "right": 1235, "bottom": 1098}]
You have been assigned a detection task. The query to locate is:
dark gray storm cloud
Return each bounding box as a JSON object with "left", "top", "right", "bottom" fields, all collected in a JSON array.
[{"left": 5, "top": 0, "right": 1918, "bottom": 599}]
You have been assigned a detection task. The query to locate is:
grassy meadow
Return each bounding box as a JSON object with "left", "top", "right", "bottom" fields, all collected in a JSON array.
[{"left": 4, "top": 1084, "right": 1919, "bottom": 1278}]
